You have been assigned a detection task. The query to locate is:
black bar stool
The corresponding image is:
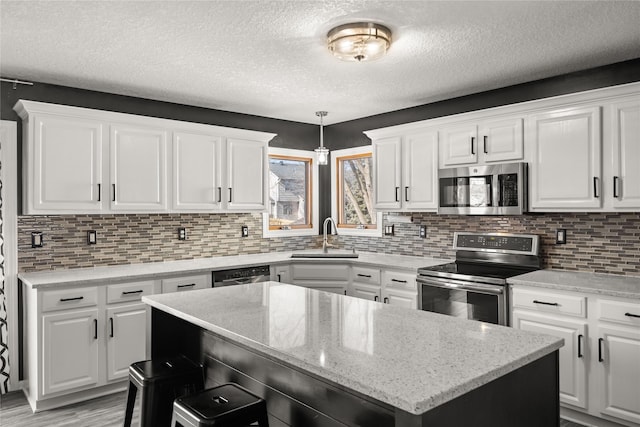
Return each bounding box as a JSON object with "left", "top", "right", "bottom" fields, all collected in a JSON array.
[
  {"left": 124, "top": 355, "right": 204, "bottom": 427},
  {"left": 171, "top": 383, "right": 269, "bottom": 427}
]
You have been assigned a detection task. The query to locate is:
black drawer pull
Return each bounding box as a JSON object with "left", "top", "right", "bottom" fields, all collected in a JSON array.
[
  {"left": 177, "top": 283, "right": 196, "bottom": 289},
  {"left": 533, "top": 300, "right": 559, "bottom": 306},
  {"left": 109, "top": 317, "right": 114, "bottom": 338},
  {"left": 625, "top": 312, "right": 640, "bottom": 319},
  {"left": 97, "top": 183, "right": 101, "bottom": 201},
  {"left": 598, "top": 338, "right": 604, "bottom": 362},
  {"left": 228, "top": 188, "right": 232, "bottom": 203},
  {"left": 384, "top": 297, "right": 389, "bottom": 304},
  {"left": 217, "top": 187, "right": 222, "bottom": 203},
  {"left": 93, "top": 319, "right": 98, "bottom": 339},
  {"left": 577, "top": 334, "right": 583, "bottom": 358},
  {"left": 60, "top": 296, "right": 84, "bottom": 302},
  {"left": 471, "top": 136, "right": 475, "bottom": 155},
  {"left": 593, "top": 177, "right": 600, "bottom": 198},
  {"left": 122, "top": 290, "right": 144, "bottom": 295},
  {"left": 391, "top": 279, "right": 407, "bottom": 283},
  {"left": 483, "top": 135, "right": 488, "bottom": 154},
  {"left": 613, "top": 176, "right": 620, "bottom": 199},
  {"left": 405, "top": 186, "right": 409, "bottom": 202},
  {"left": 277, "top": 274, "right": 281, "bottom": 282},
  {"left": 395, "top": 186, "right": 400, "bottom": 202},
  {"left": 357, "top": 274, "right": 372, "bottom": 278},
  {"left": 374, "top": 295, "right": 379, "bottom": 302},
  {"left": 112, "top": 183, "right": 116, "bottom": 202}
]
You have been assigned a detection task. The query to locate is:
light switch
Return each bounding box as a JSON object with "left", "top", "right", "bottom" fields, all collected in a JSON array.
[
  {"left": 87, "top": 230, "right": 97, "bottom": 245},
  {"left": 384, "top": 225, "right": 394, "bottom": 236},
  {"left": 556, "top": 229, "right": 567, "bottom": 244},
  {"left": 31, "top": 232, "right": 43, "bottom": 248},
  {"left": 241, "top": 226, "right": 249, "bottom": 237},
  {"left": 178, "top": 227, "right": 187, "bottom": 240},
  {"left": 419, "top": 225, "right": 427, "bottom": 238}
]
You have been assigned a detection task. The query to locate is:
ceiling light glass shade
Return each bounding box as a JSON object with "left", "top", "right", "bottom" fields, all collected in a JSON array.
[
  {"left": 315, "top": 146, "right": 329, "bottom": 165},
  {"left": 327, "top": 22, "right": 392, "bottom": 62}
]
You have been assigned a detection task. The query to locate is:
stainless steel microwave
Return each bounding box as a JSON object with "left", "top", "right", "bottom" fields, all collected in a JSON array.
[{"left": 438, "top": 162, "right": 527, "bottom": 215}]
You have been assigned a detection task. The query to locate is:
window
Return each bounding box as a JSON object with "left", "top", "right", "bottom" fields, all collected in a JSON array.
[
  {"left": 263, "top": 148, "right": 318, "bottom": 237},
  {"left": 332, "top": 146, "right": 382, "bottom": 236}
]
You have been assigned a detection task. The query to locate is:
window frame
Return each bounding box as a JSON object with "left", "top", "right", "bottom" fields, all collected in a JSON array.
[
  {"left": 331, "top": 146, "right": 382, "bottom": 237},
  {"left": 263, "top": 147, "right": 319, "bottom": 238}
]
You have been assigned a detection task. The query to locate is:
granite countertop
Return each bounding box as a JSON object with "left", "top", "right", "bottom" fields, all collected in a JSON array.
[
  {"left": 18, "top": 251, "right": 450, "bottom": 289},
  {"left": 508, "top": 269, "right": 640, "bottom": 300},
  {"left": 143, "top": 282, "right": 562, "bottom": 415}
]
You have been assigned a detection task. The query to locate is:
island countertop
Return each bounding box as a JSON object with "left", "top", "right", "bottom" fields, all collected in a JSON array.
[{"left": 143, "top": 282, "right": 562, "bottom": 415}]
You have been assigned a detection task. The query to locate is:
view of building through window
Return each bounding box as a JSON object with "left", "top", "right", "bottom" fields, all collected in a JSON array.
[
  {"left": 337, "top": 153, "right": 376, "bottom": 228},
  {"left": 268, "top": 155, "right": 312, "bottom": 229}
]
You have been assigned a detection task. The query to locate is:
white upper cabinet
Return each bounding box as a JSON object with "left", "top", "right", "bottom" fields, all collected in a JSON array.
[
  {"left": 440, "top": 117, "right": 523, "bottom": 167},
  {"left": 110, "top": 123, "right": 168, "bottom": 211},
  {"left": 226, "top": 138, "right": 267, "bottom": 211},
  {"left": 173, "top": 131, "right": 223, "bottom": 210},
  {"left": 15, "top": 100, "right": 276, "bottom": 214},
  {"left": 370, "top": 131, "right": 438, "bottom": 212},
  {"left": 611, "top": 99, "right": 640, "bottom": 209},
  {"left": 529, "top": 106, "right": 602, "bottom": 210},
  {"left": 25, "top": 114, "right": 105, "bottom": 213}
]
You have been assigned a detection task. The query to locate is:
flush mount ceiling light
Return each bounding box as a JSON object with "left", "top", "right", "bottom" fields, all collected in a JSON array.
[
  {"left": 315, "top": 111, "right": 329, "bottom": 165},
  {"left": 327, "top": 22, "right": 392, "bottom": 62}
]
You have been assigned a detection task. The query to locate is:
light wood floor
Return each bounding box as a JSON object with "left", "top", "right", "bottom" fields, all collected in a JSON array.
[
  {"left": 0, "top": 389, "right": 588, "bottom": 427},
  {"left": 0, "top": 390, "right": 140, "bottom": 427}
]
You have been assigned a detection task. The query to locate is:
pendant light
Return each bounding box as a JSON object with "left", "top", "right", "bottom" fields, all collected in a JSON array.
[{"left": 315, "top": 111, "right": 329, "bottom": 165}]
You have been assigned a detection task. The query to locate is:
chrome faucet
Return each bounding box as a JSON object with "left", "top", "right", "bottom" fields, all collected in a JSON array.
[{"left": 322, "top": 217, "right": 338, "bottom": 253}]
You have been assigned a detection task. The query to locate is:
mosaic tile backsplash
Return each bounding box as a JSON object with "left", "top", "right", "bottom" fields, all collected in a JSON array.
[{"left": 18, "top": 212, "right": 640, "bottom": 276}]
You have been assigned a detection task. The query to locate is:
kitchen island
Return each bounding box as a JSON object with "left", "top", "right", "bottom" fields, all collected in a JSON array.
[{"left": 143, "top": 282, "right": 562, "bottom": 427}]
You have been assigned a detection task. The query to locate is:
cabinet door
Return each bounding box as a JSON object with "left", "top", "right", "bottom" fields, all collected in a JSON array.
[
  {"left": 596, "top": 325, "right": 640, "bottom": 425},
  {"left": 106, "top": 303, "right": 148, "bottom": 382},
  {"left": 373, "top": 137, "right": 402, "bottom": 209},
  {"left": 440, "top": 123, "right": 477, "bottom": 166},
  {"left": 611, "top": 100, "right": 640, "bottom": 209},
  {"left": 512, "top": 310, "right": 588, "bottom": 409},
  {"left": 161, "top": 275, "right": 209, "bottom": 294},
  {"left": 272, "top": 265, "right": 291, "bottom": 283},
  {"left": 110, "top": 123, "right": 168, "bottom": 211},
  {"left": 42, "top": 308, "right": 99, "bottom": 396},
  {"left": 382, "top": 288, "right": 417, "bottom": 309},
  {"left": 529, "top": 106, "right": 602, "bottom": 209},
  {"left": 403, "top": 131, "right": 438, "bottom": 210},
  {"left": 479, "top": 117, "right": 523, "bottom": 163},
  {"left": 227, "top": 138, "right": 266, "bottom": 210},
  {"left": 352, "top": 282, "right": 381, "bottom": 302},
  {"left": 31, "top": 115, "right": 104, "bottom": 212},
  {"left": 173, "top": 131, "right": 223, "bottom": 210}
]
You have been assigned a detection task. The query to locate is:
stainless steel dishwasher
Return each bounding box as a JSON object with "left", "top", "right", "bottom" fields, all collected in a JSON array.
[{"left": 212, "top": 265, "right": 271, "bottom": 287}]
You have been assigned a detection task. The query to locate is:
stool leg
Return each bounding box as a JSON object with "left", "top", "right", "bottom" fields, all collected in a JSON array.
[{"left": 123, "top": 381, "right": 137, "bottom": 427}]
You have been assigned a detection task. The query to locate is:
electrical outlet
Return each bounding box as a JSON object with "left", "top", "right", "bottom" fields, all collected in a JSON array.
[
  {"left": 87, "top": 230, "right": 97, "bottom": 245},
  {"left": 384, "top": 225, "right": 394, "bottom": 236},
  {"left": 31, "top": 232, "right": 43, "bottom": 248},
  {"left": 241, "top": 226, "right": 249, "bottom": 237},
  {"left": 178, "top": 227, "right": 187, "bottom": 240},
  {"left": 556, "top": 229, "right": 567, "bottom": 244},
  {"left": 419, "top": 225, "right": 427, "bottom": 238}
]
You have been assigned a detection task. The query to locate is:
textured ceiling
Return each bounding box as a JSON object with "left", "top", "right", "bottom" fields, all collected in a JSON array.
[{"left": 1, "top": 1, "right": 639, "bottom": 125}]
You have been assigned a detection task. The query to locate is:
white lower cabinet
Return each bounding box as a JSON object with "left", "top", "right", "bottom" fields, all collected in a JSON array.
[
  {"left": 105, "top": 303, "right": 148, "bottom": 382},
  {"left": 161, "top": 274, "right": 210, "bottom": 293},
  {"left": 291, "top": 263, "right": 349, "bottom": 295},
  {"left": 512, "top": 286, "right": 640, "bottom": 427},
  {"left": 271, "top": 264, "right": 291, "bottom": 284},
  {"left": 382, "top": 270, "right": 418, "bottom": 309}
]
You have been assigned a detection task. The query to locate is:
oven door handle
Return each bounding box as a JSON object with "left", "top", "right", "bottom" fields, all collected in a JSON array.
[{"left": 417, "top": 277, "right": 504, "bottom": 295}]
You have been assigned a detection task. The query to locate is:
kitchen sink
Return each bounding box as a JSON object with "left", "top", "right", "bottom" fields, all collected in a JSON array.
[{"left": 291, "top": 251, "right": 359, "bottom": 259}]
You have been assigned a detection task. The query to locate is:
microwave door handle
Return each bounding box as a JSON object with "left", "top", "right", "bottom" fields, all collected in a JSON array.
[{"left": 418, "top": 278, "right": 504, "bottom": 295}]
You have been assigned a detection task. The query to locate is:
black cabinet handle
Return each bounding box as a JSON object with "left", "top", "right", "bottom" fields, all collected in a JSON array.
[
  {"left": 483, "top": 135, "right": 488, "bottom": 154},
  {"left": 577, "top": 334, "right": 583, "bottom": 358},
  {"left": 177, "top": 283, "right": 195, "bottom": 289},
  {"left": 405, "top": 186, "right": 409, "bottom": 202},
  {"left": 471, "top": 137, "right": 475, "bottom": 155},
  {"left": 217, "top": 187, "right": 222, "bottom": 203},
  {"left": 228, "top": 188, "right": 232, "bottom": 203},
  {"left": 598, "top": 338, "right": 604, "bottom": 362},
  {"left": 613, "top": 176, "right": 620, "bottom": 199},
  {"left": 374, "top": 295, "right": 379, "bottom": 302},
  {"left": 60, "top": 296, "right": 84, "bottom": 302},
  {"left": 277, "top": 274, "right": 281, "bottom": 282},
  {"left": 93, "top": 319, "right": 98, "bottom": 339},
  {"left": 344, "top": 290, "right": 347, "bottom": 295},
  {"left": 97, "top": 183, "right": 101, "bottom": 202},
  {"left": 395, "top": 186, "right": 400, "bottom": 202},
  {"left": 391, "top": 279, "right": 407, "bottom": 283},
  {"left": 122, "top": 290, "right": 143, "bottom": 295},
  {"left": 109, "top": 317, "right": 114, "bottom": 338},
  {"left": 384, "top": 297, "right": 389, "bottom": 304},
  {"left": 625, "top": 312, "right": 640, "bottom": 319},
  {"left": 593, "top": 177, "right": 600, "bottom": 198},
  {"left": 357, "top": 274, "right": 372, "bottom": 278},
  {"left": 533, "top": 300, "right": 559, "bottom": 306},
  {"left": 112, "top": 184, "right": 116, "bottom": 202}
]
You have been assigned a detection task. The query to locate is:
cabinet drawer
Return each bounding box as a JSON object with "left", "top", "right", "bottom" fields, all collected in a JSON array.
[
  {"left": 382, "top": 270, "right": 417, "bottom": 292},
  {"left": 107, "top": 281, "right": 156, "bottom": 304},
  {"left": 162, "top": 275, "right": 209, "bottom": 294},
  {"left": 512, "top": 288, "right": 586, "bottom": 318},
  {"left": 352, "top": 266, "right": 381, "bottom": 285},
  {"left": 292, "top": 264, "right": 350, "bottom": 282},
  {"left": 597, "top": 299, "right": 640, "bottom": 326},
  {"left": 42, "top": 287, "right": 98, "bottom": 313}
]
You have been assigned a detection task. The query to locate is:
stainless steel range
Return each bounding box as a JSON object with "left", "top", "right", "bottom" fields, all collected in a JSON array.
[{"left": 417, "top": 232, "right": 540, "bottom": 325}]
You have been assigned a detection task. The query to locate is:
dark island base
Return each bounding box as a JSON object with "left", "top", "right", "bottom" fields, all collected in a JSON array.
[{"left": 151, "top": 308, "right": 559, "bottom": 427}]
